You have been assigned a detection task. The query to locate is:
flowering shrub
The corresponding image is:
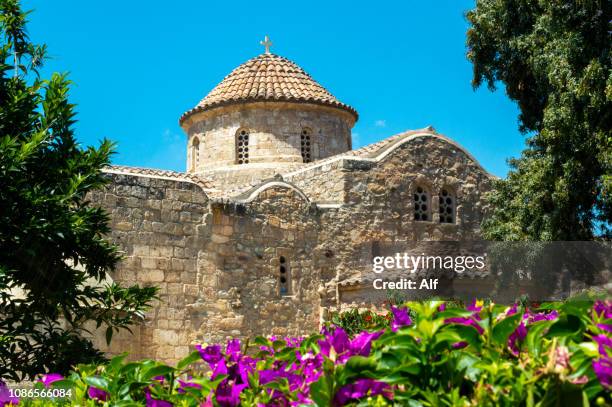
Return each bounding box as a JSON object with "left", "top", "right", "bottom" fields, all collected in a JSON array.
[
  {"left": 5, "top": 299, "right": 611, "bottom": 406},
  {"left": 329, "top": 309, "right": 392, "bottom": 336}
]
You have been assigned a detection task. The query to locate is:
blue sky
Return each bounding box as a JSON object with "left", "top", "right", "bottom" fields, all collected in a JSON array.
[{"left": 25, "top": 0, "right": 526, "bottom": 177}]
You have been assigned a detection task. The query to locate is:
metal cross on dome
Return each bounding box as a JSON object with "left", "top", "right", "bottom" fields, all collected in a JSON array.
[{"left": 260, "top": 35, "right": 273, "bottom": 54}]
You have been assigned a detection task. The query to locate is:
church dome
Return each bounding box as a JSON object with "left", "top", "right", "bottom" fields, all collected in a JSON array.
[{"left": 179, "top": 53, "right": 358, "bottom": 125}]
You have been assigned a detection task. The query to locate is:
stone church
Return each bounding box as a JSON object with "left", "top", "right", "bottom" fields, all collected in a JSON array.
[{"left": 90, "top": 42, "right": 493, "bottom": 363}]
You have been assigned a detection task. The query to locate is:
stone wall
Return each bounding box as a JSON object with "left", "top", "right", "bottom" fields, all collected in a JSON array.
[
  {"left": 284, "top": 159, "right": 347, "bottom": 203},
  {"left": 310, "top": 135, "right": 493, "bottom": 311},
  {"left": 188, "top": 187, "right": 322, "bottom": 344},
  {"left": 87, "top": 132, "right": 493, "bottom": 364},
  {"left": 88, "top": 173, "right": 209, "bottom": 363},
  {"left": 183, "top": 102, "right": 355, "bottom": 172}
]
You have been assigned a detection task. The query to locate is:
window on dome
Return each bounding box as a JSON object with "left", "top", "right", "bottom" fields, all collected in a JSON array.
[
  {"left": 300, "top": 128, "right": 312, "bottom": 163},
  {"left": 191, "top": 137, "right": 200, "bottom": 170},
  {"left": 413, "top": 186, "right": 431, "bottom": 221},
  {"left": 439, "top": 188, "right": 455, "bottom": 224},
  {"left": 279, "top": 256, "right": 290, "bottom": 296},
  {"left": 236, "top": 129, "right": 249, "bottom": 164}
]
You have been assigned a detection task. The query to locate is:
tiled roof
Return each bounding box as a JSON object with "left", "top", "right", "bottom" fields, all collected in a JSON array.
[
  {"left": 281, "top": 129, "right": 434, "bottom": 179},
  {"left": 104, "top": 165, "right": 218, "bottom": 191},
  {"left": 179, "top": 53, "right": 358, "bottom": 125}
]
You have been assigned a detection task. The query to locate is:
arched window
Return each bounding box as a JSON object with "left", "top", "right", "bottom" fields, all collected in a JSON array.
[
  {"left": 279, "top": 256, "right": 290, "bottom": 295},
  {"left": 236, "top": 129, "right": 249, "bottom": 164},
  {"left": 300, "top": 128, "right": 312, "bottom": 163},
  {"left": 191, "top": 137, "right": 200, "bottom": 170},
  {"left": 414, "top": 186, "right": 431, "bottom": 221},
  {"left": 439, "top": 188, "right": 455, "bottom": 223}
]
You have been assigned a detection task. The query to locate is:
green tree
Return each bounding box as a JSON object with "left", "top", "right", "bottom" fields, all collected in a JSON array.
[
  {"left": 0, "top": 0, "right": 157, "bottom": 380},
  {"left": 467, "top": 0, "right": 611, "bottom": 240}
]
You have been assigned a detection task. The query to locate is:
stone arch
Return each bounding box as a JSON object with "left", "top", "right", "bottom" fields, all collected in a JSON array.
[
  {"left": 300, "top": 127, "right": 313, "bottom": 163},
  {"left": 373, "top": 132, "right": 493, "bottom": 178},
  {"left": 190, "top": 137, "right": 200, "bottom": 171},
  {"left": 412, "top": 182, "right": 432, "bottom": 222},
  {"left": 233, "top": 180, "right": 310, "bottom": 204},
  {"left": 438, "top": 186, "right": 457, "bottom": 224},
  {"left": 235, "top": 128, "right": 250, "bottom": 164}
]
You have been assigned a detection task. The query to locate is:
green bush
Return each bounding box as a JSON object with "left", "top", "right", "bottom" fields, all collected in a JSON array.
[{"left": 5, "top": 299, "right": 610, "bottom": 406}]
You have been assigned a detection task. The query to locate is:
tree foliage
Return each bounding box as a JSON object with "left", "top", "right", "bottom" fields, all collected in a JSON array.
[
  {"left": 0, "top": 0, "right": 157, "bottom": 380},
  {"left": 467, "top": 0, "right": 611, "bottom": 240}
]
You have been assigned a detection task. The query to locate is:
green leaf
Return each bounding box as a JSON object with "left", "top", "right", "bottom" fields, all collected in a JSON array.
[
  {"left": 310, "top": 373, "right": 334, "bottom": 407},
  {"left": 342, "top": 356, "right": 377, "bottom": 380},
  {"left": 491, "top": 313, "right": 522, "bottom": 346},
  {"left": 105, "top": 326, "right": 113, "bottom": 345},
  {"left": 377, "top": 352, "right": 402, "bottom": 370},
  {"left": 546, "top": 315, "right": 582, "bottom": 338},
  {"left": 177, "top": 351, "right": 202, "bottom": 370},
  {"left": 141, "top": 364, "right": 174, "bottom": 381},
  {"left": 84, "top": 376, "right": 109, "bottom": 391},
  {"left": 455, "top": 351, "right": 481, "bottom": 382},
  {"left": 525, "top": 320, "right": 555, "bottom": 357}
]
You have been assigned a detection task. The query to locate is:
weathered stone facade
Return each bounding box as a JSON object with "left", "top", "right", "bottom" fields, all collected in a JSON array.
[{"left": 92, "top": 51, "right": 494, "bottom": 364}]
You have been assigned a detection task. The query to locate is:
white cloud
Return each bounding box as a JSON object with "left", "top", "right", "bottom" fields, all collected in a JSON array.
[{"left": 374, "top": 120, "right": 386, "bottom": 127}]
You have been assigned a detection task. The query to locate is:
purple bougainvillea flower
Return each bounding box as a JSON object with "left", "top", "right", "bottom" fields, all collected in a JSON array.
[
  {"left": 444, "top": 316, "right": 484, "bottom": 334},
  {"left": 452, "top": 341, "right": 468, "bottom": 349},
  {"left": 503, "top": 309, "right": 558, "bottom": 357},
  {"left": 0, "top": 381, "right": 19, "bottom": 406},
  {"left": 226, "top": 339, "right": 242, "bottom": 362},
  {"left": 212, "top": 359, "right": 228, "bottom": 379},
  {"left": 87, "top": 386, "right": 109, "bottom": 401},
  {"left": 284, "top": 337, "right": 303, "bottom": 348},
  {"left": 333, "top": 378, "right": 393, "bottom": 405},
  {"left": 593, "top": 334, "right": 612, "bottom": 356},
  {"left": 349, "top": 330, "right": 384, "bottom": 357},
  {"left": 330, "top": 327, "right": 351, "bottom": 356},
  {"left": 318, "top": 327, "right": 383, "bottom": 363},
  {"left": 529, "top": 310, "right": 558, "bottom": 323},
  {"left": 466, "top": 299, "right": 483, "bottom": 312},
  {"left": 298, "top": 352, "right": 324, "bottom": 383},
  {"left": 597, "top": 323, "right": 612, "bottom": 333},
  {"left": 444, "top": 300, "right": 487, "bottom": 334},
  {"left": 296, "top": 390, "right": 313, "bottom": 406},
  {"left": 215, "top": 380, "right": 248, "bottom": 407},
  {"left": 39, "top": 373, "right": 63, "bottom": 388},
  {"left": 145, "top": 388, "right": 173, "bottom": 407},
  {"left": 227, "top": 359, "right": 254, "bottom": 385},
  {"left": 594, "top": 300, "right": 612, "bottom": 319},
  {"left": 507, "top": 322, "right": 528, "bottom": 356},
  {"left": 593, "top": 357, "right": 612, "bottom": 389},
  {"left": 506, "top": 304, "right": 519, "bottom": 317},
  {"left": 197, "top": 344, "right": 223, "bottom": 366},
  {"left": 259, "top": 369, "right": 283, "bottom": 385},
  {"left": 177, "top": 379, "right": 202, "bottom": 394},
  {"left": 201, "top": 391, "right": 214, "bottom": 407},
  {"left": 390, "top": 306, "right": 412, "bottom": 332},
  {"left": 259, "top": 369, "right": 303, "bottom": 394},
  {"left": 318, "top": 327, "right": 350, "bottom": 360},
  {"left": 437, "top": 303, "right": 446, "bottom": 312}
]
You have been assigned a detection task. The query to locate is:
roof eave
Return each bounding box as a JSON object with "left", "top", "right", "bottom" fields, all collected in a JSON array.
[{"left": 179, "top": 98, "right": 358, "bottom": 128}]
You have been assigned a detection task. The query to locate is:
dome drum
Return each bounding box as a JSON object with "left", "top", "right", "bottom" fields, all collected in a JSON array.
[{"left": 180, "top": 53, "right": 357, "bottom": 174}]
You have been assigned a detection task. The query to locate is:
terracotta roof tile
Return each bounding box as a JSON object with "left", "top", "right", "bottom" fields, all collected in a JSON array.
[
  {"left": 104, "top": 165, "right": 217, "bottom": 191},
  {"left": 179, "top": 53, "right": 358, "bottom": 125}
]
